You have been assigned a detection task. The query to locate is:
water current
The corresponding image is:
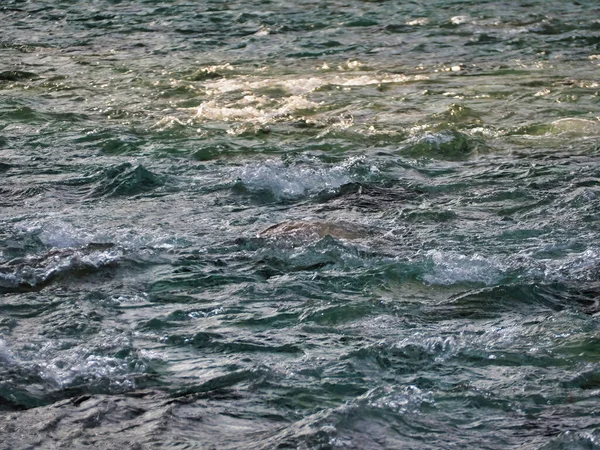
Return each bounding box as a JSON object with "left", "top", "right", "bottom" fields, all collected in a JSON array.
[{"left": 1, "top": 1, "right": 600, "bottom": 448}]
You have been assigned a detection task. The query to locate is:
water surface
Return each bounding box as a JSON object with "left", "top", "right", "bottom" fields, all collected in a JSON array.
[{"left": 1, "top": 1, "right": 600, "bottom": 448}]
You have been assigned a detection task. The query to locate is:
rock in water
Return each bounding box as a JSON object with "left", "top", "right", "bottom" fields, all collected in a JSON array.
[{"left": 258, "top": 220, "right": 369, "bottom": 241}]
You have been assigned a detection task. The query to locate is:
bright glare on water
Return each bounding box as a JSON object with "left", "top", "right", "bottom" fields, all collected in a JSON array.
[{"left": 1, "top": 0, "right": 600, "bottom": 448}]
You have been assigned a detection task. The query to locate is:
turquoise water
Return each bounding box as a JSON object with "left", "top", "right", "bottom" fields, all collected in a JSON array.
[{"left": 1, "top": 1, "right": 600, "bottom": 448}]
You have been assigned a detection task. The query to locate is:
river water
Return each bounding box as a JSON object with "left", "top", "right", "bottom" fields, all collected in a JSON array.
[{"left": 1, "top": 1, "right": 600, "bottom": 448}]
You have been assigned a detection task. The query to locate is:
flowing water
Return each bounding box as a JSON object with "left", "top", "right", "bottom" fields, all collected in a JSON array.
[{"left": 1, "top": 1, "right": 600, "bottom": 448}]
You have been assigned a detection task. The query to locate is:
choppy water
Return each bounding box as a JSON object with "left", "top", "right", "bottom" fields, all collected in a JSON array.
[{"left": 1, "top": 1, "right": 600, "bottom": 448}]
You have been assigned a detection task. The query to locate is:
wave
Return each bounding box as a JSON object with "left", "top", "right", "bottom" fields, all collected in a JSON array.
[
  {"left": 62, "top": 163, "right": 164, "bottom": 198},
  {"left": 399, "top": 130, "right": 485, "bottom": 160},
  {"left": 0, "top": 244, "right": 123, "bottom": 293},
  {"left": 235, "top": 157, "right": 378, "bottom": 201},
  {"left": 0, "top": 335, "right": 156, "bottom": 410}
]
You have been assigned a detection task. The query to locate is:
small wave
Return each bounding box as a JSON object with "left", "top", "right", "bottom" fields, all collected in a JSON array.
[
  {"left": 0, "top": 185, "right": 49, "bottom": 203},
  {"left": 236, "top": 157, "right": 376, "bottom": 200},
  {"left": 363, "top": 385, "right": 435, "bottom": 414},
  {"left": 400, "top": 130, "right": 484, "bottom": 160},
  {"left": 39, "top": 352, "right": 141, "bottom": 392},
  {"left": 315, "top": 182, "right": 416, "bottom": 213},
  {"left": 249, "top": 236, "right": 390, "bottom": 285},
  {"left": 0, "top": 246, "right": 123, "bottom": 293},
  {"left": 511, "top": 118, "right": 600, "bottom": 137},
  {"left": 422, "top": 250, "right": 505, "bottom": 286},
  {"left": 14, "top": 218, "right": 189, "bottom": 256},
  {"left": 91, "top": 163, "right": 164, "bottom": 198},
  {"left": 277, "top": 385, "right": 434, "bottom": 449},
  {"left": 185, "top": 63, "right": 234, "bottom": 81},
  {"left": 0, "top": 337, "right": 153, "bottom": 409},
  {"left": 62, "top": 163, "right": 164, "bottom": 198},
  {"left": 0, "top": 338, "right": 15, "bottom": 364},
  {"left": 551, "top": 118, "right": 600, "bottom": 135},
  {"left": 526, "top": 247, "right": 600, "bottom": 283},
  {"left": 36, "top": 221, "right": 92, "bottom": 249},
  {"left": 0, "top": 70, "right": 39, "bottom": 81},
  {"left": 538, "top": 430, "right": 600, "bottom": 450},
  {"left": 418, "top": 244, "right": 600, "bottom": 288},
  {"left": 15, "top": 220, "right": 106, "bottom": 250},
  {"left": 1, "top": 217, "right": 196, "bottom": 293}
]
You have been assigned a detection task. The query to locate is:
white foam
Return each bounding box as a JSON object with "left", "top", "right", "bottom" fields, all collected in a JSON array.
[
  {"left": 406, "top": 18, "right": 429, "bottom": 26},
  {"left": 450, "top": 15, "right": 471, "bottom": 25},
  {"left": 202, "top": 76, "right": 322, "bottom": 96},
  {"left": 196, "top": 95, "right": 321, "bottom": 123},
  {"left": 202, "top": 73, "right": 427, "bottom": 97}
]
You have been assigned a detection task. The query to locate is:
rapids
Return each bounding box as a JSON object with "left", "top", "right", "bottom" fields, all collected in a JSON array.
[{"left": 1, "top": 0, "right": 600, "bottom": 448}]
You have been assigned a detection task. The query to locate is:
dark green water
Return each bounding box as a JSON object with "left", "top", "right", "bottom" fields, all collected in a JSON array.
[{"left": 1, "top": 1, "right": 600, "bottom": 448}]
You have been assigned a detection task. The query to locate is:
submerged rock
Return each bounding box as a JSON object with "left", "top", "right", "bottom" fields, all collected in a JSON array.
[{"left": 258, "top": 220, "right": 370, "bottom": 241}]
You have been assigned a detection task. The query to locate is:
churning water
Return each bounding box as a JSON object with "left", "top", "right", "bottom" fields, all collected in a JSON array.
[{"left": 1, "top": 1, "right": 600, "bottom": 448}]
